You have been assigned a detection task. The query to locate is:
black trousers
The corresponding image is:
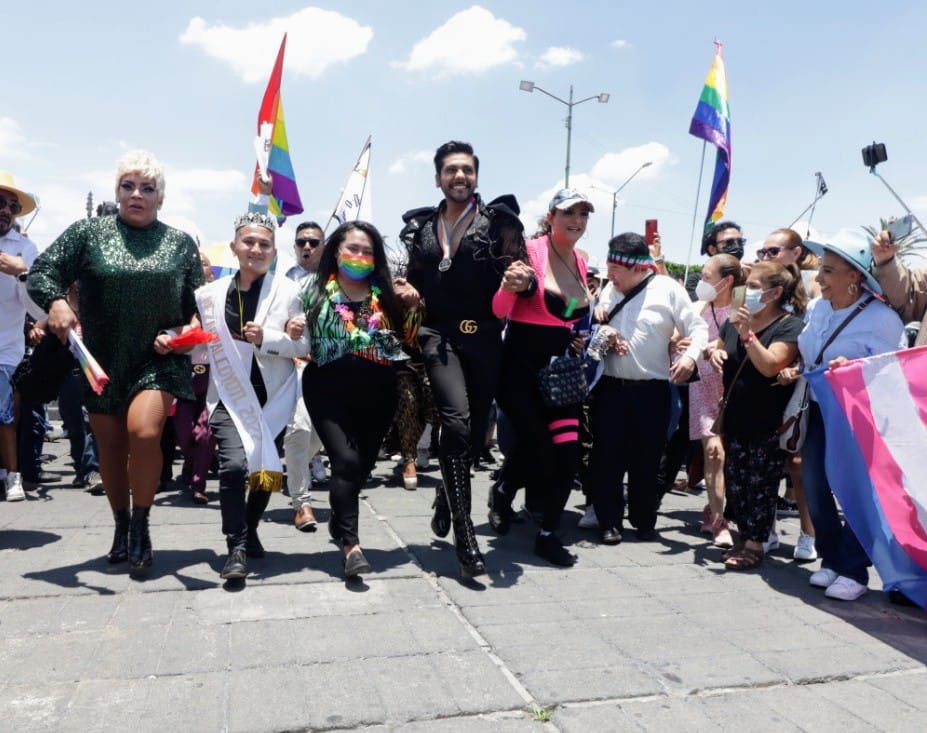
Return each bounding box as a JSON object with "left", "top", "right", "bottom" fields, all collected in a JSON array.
[
  {"left": 209, "top": 403, "right": 271, "bottom": 547},
  {"left": 303, "top": 356, "right": 397, "bottom": 547},
  {"left": 497, "top": 322, "right": 579, "bottom": 533},
  {"left": 589, "top": 377, "right": 671, "bottom": 533},
  {"left": 418, "top": 323, "right": 501, "bottom": 463}
]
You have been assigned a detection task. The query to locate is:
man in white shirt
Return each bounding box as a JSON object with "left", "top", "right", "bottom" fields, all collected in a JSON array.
[
  {"left": 589, "top": 232, "right": 708, "bottom": 542},
  {"left": 283, "top": 221, "right": 327, "bottom": 531},
  {"left": 0, "top": 172, "right": 40, "bottom": 502}
]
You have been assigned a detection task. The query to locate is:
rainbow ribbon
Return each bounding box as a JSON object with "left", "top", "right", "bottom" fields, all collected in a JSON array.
[{"left": 68, "top": 330, "right": 109, "bottom": 396}]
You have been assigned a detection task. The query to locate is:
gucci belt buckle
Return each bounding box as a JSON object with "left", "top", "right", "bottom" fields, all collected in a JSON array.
[
  {"left": 459, "top": 319, "right": 478, "bottom": 334},
  {"left": 192, "top": 364, "right": 207, "bottom": 375}
]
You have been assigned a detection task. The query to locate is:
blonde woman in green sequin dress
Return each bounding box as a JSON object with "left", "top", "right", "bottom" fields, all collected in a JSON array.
[{"left": 28, "top": 150, "right": 204, "bottom": 577}]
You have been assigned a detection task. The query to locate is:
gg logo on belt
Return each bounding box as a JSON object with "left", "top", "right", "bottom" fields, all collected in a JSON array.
[
  {"left": 459, "top": 320, "right": 478, "bottom": 334},
  {"left": 192, "top": 364, "right": 207, "bottom": 375}
]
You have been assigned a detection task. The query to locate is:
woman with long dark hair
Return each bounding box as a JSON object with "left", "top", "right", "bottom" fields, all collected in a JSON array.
[{"left": 302, "top": 221, "right": 412, "bottom": 577}]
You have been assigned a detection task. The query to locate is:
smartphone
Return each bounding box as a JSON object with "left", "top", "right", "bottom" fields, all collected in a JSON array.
[
  {"left": 645, "top": 219, "right": 658, "bottom": 246},
  {"left": 862, "top": 142, "right": 888, "bottom": 168},
  {"left": 887, "top": 214, "right": 914, "bottom": 241},
  {"left": 731, "top": 285, "right": 746, "bottom": 311}
]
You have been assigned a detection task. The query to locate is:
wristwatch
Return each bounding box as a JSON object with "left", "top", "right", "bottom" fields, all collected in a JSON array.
[{"left": 17, "top": 269, "right": 29, "bottom": 282}]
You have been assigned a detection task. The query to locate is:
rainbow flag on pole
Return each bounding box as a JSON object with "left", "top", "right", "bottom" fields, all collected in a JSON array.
[
  {"left": 689, "top": 41, "right": 731, "bottom": 232},
  {"left": 251, "top": 34, "right": 303, "bottom": 223}
]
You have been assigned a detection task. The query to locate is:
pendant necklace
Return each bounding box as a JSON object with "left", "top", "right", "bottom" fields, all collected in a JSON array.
[{"left": 438, "top": 197, "right": 476, "bottom": 272}]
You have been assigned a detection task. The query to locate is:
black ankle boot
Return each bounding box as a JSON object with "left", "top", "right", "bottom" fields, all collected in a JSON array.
[
  {"left": 245, "top": 490, "right": 270, "bottom": 558},
  {"left": 441, "top": 456, "right": 486, "bottom": 579},
  {"left": 128, "top": 505, "right": 153, "bottom": 573},
  {"left": 487, "top": 475, "right": 516, "bottom": 536},
  {"left": 430, "top": 486, "right": 451, "bottom": 538},
  {"left": 108, "top": 508, "right": 130, "bottom": 564}
]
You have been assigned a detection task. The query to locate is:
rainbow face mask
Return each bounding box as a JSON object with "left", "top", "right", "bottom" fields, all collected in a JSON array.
[{"left": 337, "top": 253, "right": 375, "bottom": 280}]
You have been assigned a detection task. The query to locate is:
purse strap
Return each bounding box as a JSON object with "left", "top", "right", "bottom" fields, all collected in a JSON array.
[
  {"left": 598, "top": 273, "right": 654, "bottom": 324},
  {"left": 810, "top": 295, "right": 874, "bottom": 368},
  {"left": 716, "top": 312, "right": 789, "bottom": 416}
]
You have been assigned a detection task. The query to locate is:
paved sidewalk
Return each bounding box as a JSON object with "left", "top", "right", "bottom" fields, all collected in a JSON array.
[{"left": 1, "top": 436, "right": 925, "bottom": 732}]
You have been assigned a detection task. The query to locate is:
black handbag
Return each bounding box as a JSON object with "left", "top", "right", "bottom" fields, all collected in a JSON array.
[{"left": 538, "top": 353, "right": 588, "bottom": 407}]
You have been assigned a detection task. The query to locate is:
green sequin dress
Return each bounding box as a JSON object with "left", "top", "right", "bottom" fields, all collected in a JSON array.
[{"left": 27, "top": 215, "right": 204, "bottom": 414}]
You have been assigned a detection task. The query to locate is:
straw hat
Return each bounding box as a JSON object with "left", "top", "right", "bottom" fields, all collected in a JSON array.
[{"left": 0, "top": 171, "right": 37, "bottom": 217}]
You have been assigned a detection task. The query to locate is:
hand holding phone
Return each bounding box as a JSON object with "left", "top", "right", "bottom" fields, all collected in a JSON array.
[
  {"left": 731, "top": 285, "right": 746, "bottom": 312},
  {"left": 645, "top": 219, "right": 659, "bottom": 246},
  {"left": 887, "top": 215, "right": 914, "bottom": 242}
]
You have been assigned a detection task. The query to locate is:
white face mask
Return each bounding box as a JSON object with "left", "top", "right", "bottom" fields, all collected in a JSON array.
[
  {"left": 744, "top": 287, "right": 770, "bottom": 314},
  {"left": 695, "top": 279, "right": 725, "bottom": 302}
]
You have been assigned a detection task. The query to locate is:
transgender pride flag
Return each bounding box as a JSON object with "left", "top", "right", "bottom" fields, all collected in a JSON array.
[{"left": 807, "top": 347, "right": 927, "bottom": 608}]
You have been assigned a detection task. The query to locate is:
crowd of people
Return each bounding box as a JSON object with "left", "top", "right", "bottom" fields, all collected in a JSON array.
[{"left": 0, "top": 141, "right": 921, "bottom": 604}]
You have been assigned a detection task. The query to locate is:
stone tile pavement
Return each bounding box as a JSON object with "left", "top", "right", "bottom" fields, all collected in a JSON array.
[{"left": 1, "top": 434, "right": 925, "bottom": 731}]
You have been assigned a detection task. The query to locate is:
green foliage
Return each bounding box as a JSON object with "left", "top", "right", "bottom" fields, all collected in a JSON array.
[
  {"left": 665, "top": 261, "right": 700, "bottom": 280},
  {"left": 862, "top": 219, "right": 927, "bottom": 261}
]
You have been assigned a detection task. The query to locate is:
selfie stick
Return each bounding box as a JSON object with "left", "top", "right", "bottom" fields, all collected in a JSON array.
[
  {"left": 868, "top": 166, "right": 927, "bottom": 239},
  {"left": 788, "top": 172, "right": 827, "bottom": 237}
]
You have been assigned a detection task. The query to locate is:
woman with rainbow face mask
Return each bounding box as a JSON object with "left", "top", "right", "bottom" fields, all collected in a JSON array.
[{"left": 301, "top": 221, "right": 416, "bottom": 578}]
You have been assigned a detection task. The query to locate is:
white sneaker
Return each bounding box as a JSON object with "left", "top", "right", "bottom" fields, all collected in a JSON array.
[
  {"left": 5, "top": 472, "right": 26, "bottom": 502},
  {"left": 416, "top": 448, "right": 430, "bottom": 470},
  {"left": 824, "top": 575, "right": 869, "bottom": 601},
  {"left": 310, "top": 455, "right": 327, "bottom": 483},
  {"left": 84, "top": 471, "right": 104, "bottom": 494},
  {"left": 793, "top": 532, "right": 818, "bottom": 562},
  {"left": 762, "top": 531, "right": 780, "bottom": 553},
  {"left": 578, "top": 505, "right": 599, "bottom": 529},
  {"left": 809, "top": 567, "right": 839, "bottom": 588}
]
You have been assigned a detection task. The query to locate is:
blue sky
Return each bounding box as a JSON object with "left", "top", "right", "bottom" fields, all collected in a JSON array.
[{"left": 4, "top": 1, "right": 926, "bottom": 271}]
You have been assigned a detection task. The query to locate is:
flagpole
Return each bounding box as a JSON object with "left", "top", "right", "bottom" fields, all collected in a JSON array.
[
  {"left": 805, "top": 172, "right": 824, "bottom": 239},
  {"left": 324, "top": 136, "right": 372, "bottom": 234},
  {"left": 357, "top": 135, "right": 372, "bottom": 221},
  {"left": 683, "top": 140, "right": 707, "bottom": 284}
]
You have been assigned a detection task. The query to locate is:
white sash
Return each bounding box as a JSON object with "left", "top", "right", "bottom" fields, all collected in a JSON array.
[{"left": 196, "top": 276, "right": 297, "bottom": 489}]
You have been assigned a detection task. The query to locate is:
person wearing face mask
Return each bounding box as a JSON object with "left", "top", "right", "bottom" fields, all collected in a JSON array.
[
  {"left": 302, "top": 221, "right": 414, "bottom": 578},
  {"left": 701, "top": 220, "right": 746, "bottom": 260},
  {"left": 707, "top": 262, "right": 806, "bottom": 570},
  {"left": 488, "top": 189, "right": 593, "bottom": 566},
  {"left": 196, "top": 212, "right": 310, "bottom": 581},
  {"left": 690, "top": 254, "right": 744, "bottom": 548}
]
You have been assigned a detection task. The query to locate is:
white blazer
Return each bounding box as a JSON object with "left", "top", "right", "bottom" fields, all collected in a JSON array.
[{"left": 200, "top": 273, "right": 310, "bottom": 417}]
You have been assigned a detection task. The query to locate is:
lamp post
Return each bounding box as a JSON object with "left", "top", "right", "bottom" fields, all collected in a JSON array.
[
  {"left": 519, "top": 81, "right": 609, "bottom": 188},
  {"left": 592, "top": 161, "right": 653, "bottom": 239}
]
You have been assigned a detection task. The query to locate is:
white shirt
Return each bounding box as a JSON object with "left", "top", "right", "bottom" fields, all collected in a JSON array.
[
  {"left": 598, "top": 275, "right": 709, "bottom": 381},
  {"left": 798, "top": 295, "right": 905, "bottom": 371},
  {"left": 0, "top": 229, "right": 40, "bottom": 366},
  {"left": 285, "top": 264, "right": 312, "bottom": 281}
]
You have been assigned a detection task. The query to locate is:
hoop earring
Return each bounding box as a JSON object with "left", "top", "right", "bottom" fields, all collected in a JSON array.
[{"left": 848, "top": 282, "right": 859, "bottom": 296}]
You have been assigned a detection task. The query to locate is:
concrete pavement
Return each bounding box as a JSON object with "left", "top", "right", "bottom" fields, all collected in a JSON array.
[{"left": 1, "top": 434, "right": 925, "bottom": 732}]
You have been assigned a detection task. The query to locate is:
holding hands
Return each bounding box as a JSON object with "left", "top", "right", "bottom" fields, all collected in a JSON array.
[{"left": 501, "top": 260, "right": 535, "bottom": 293}]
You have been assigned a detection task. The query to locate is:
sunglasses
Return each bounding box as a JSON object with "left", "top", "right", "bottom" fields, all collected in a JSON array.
[
  {"left": 717, "top": 236, "right": 746, "bottom": 249},
  {"left": 296, "top": 237, "right": 323, "bottom": 248},
  {"left": 0, "top": 197, "right": 23, "bottom": 215},
  {"left": 756, "top": 246, "right": 782, "bottom": 259}
]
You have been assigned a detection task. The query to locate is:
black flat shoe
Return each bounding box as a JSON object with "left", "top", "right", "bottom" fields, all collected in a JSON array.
[
  {"left": 534, "top": 533, "right": 576, "bottom": 567},
  {"left": 602, "top": 527, "right": 623, "bottom": 545},
  {"left": 344, "top": 549, "right": 371, "bottom": 577},
  {"left": 635, "top": 528, "right": 658, "bottom": 542},
  {"left": 221, "top": 549, "right": 247, "bottom": 579}
]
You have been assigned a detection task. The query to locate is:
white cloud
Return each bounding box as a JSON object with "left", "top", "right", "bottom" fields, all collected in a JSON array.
[
  {"left": 611, "top": 39, "right": 630, "bottom": 49},
  {"left": 179, "top": 7, "right": 373, "bottom": 83},
  {"left": 393, "top": 6, "right": 526, "bottom": 76},
  {"left": 589, "top": 142, "right": 674, "bottom": 185},
  {"left": 0, "top": 117, "right": 28, "bottom": 159},
  {"left": 536, "top": 46, "right": 584, "bottom": 70},
  {"left": 388, "top": 150, "right": 433, "bottom": 175}
]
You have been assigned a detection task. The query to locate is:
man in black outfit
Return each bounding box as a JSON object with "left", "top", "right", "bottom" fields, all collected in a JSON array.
[{"left": 398, "top": 141, "right": 526, "bottom": 579}]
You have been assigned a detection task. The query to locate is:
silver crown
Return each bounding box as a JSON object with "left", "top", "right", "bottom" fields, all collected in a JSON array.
[{"left": 234, "top": 211, "right": 277, "bottom": 231}]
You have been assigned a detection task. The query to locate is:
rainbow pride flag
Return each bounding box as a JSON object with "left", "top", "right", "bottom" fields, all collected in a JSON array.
[
  {"left": 251, "top": 34, "right": 303, "bottom": 223},
  {"left": 689, "top": 42, "right": 731, "bottom": 232},
  {"left": 807, "top": 347, "right": 927, "bottom": 608}
]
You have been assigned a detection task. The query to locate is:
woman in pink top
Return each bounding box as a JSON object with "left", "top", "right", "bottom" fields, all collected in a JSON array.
[{"left": 489, "top": 189, "right": 591, "bottom": 567}]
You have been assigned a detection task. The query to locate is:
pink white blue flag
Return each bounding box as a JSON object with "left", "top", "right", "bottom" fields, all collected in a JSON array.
[{"left": 806, "top": 346, "right": 927, "bottom": 608}]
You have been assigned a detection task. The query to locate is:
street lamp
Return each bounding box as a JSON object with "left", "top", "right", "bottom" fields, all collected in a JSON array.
[
  {"left": 519, "top": 81, "right": 609, "bottom": 187},
  {"left": 592, "top": 161, "right": 653, "bottom": 239}
]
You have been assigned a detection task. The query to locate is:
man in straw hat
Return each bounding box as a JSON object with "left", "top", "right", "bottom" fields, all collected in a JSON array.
[{"left": 0, "top": 171, "right": 40, "bottom": 502}]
